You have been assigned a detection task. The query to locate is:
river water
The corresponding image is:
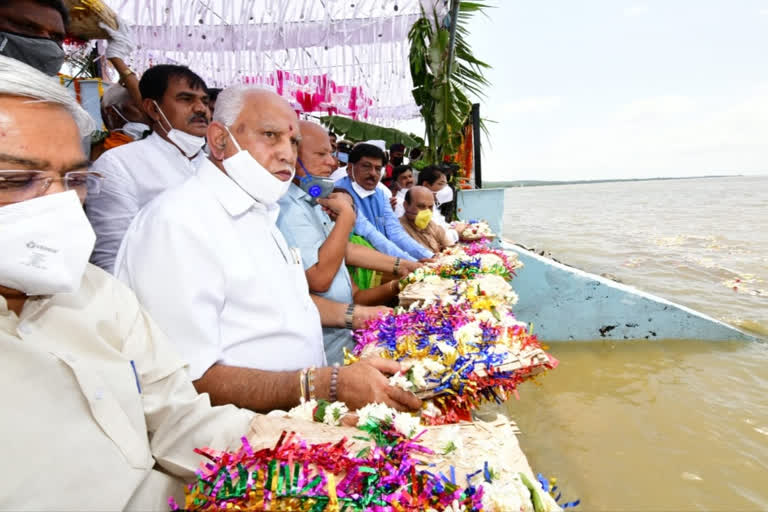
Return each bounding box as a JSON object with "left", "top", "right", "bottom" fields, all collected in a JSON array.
[{"left": 498, "top": 176, "right": 768, "bottom": 511}]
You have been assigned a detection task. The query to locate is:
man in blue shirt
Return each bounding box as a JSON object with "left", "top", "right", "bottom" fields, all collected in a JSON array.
[
  {"left": 336, "top": 143, "right": 433, "bottom": 261},
  {"left": 277, "top": 122, "right": 418, "bottom": 364}
]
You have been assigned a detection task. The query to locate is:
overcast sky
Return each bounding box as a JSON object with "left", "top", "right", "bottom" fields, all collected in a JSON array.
[{"left": 401, "top": 1, "right": 768, "bottom": 182}]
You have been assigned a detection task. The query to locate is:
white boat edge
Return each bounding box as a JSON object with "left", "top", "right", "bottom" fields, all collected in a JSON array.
[
  {"left": 456, "top": 187, "right": 761, "bottom": 342},
  {"left": 502, "top": 241, "right": 760, "bottom": 342}
]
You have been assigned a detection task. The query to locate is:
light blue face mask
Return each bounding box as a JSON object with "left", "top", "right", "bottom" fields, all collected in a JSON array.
[
  {"left": 0, "top": 30, "right": 64, "bottom": 76},
  {"left": 297, "top": 158, "right": 335, "bottom": 204}
]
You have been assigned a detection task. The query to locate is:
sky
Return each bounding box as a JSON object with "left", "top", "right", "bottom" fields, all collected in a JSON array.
[{"left": 399, "top": 1, "right": 768, "bottom": 182}]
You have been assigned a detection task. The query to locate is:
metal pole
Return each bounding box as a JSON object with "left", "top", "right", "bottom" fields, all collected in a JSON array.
[
  {"left": 445, "top": 0, "right": 461, "bottom": 80},
  {"left": 471, "top": 103, "right": 482, "bottom": 188}
]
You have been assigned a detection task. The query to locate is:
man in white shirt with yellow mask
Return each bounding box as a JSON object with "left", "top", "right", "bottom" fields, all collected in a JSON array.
[
  {"left": 116, "top": 85, "right": 421, "bottom": 415},
  {"left": 86, "top": 64, "right": 211, "bottom": 272},
  {"left": 0, "top": 55, "right": 254, "bottom": 509}
]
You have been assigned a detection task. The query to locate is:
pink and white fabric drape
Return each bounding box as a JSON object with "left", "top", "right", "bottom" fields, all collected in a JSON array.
[{"left": 105, "top": 0, "right": 449, "bottom": 124}]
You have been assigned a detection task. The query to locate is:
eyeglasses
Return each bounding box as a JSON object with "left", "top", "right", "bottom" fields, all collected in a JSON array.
[
  {"left": 354, "top": 162, "right": 383, "bottom": 174},
  {"left": 0, "top": 170, "right": 104, "bottom": 204}
]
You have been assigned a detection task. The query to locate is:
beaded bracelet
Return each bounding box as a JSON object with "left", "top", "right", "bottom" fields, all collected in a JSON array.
[{"left": 329, "top": 364, "right": 340, "bottom": 403}]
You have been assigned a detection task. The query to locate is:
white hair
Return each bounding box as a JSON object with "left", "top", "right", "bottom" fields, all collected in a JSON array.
[
  {"left": 101, "top": 83, "right": 132, "bottom": 109},
  {"left": 212, "top": 84, "right": 271, "bottom": 126},
  {"left": 0, "top": 55, "right": 95, "bottom": 137}
]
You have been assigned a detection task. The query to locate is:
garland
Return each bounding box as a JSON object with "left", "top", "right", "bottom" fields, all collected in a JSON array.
[
  {"left": 346, "top": 300, "right": 556, "bottom": 425},
  {"left": 171, "top": 412, "right": 572, "bottom": 511}
]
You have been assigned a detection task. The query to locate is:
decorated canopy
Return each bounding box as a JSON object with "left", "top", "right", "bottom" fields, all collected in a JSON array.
[{"left": 103, "top": 0, "right": 449, "bottom": 124}]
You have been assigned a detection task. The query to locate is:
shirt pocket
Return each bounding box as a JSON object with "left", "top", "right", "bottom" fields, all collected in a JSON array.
[
  {"left": 53, "top": 351, "right": 153, "bottom": 469},
  {"left": 288, "top": 248, "right": 312, "bottom": 310}
]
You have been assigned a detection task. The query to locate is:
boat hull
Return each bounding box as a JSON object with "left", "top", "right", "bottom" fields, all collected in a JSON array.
[
  {"left": 456, "top": 188, "right": 758, "bottom": 342},
  {"left": 504, "top": 243, "right": 758, "bottom": 342}
]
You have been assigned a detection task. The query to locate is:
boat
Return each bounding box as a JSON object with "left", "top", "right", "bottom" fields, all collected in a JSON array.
[{"left": 457, "top": 188, "right": 760, "bottom": 343}]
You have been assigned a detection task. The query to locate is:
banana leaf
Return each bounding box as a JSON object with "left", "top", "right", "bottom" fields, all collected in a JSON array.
[{"left": 319, "top": 115, "right": 423, "bottom": 149}]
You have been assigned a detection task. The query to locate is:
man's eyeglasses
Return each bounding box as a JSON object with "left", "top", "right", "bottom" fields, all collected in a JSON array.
[
  {"left": 0, "top": 170, "right": 104, "bottom": 204},
  {"left": 354, "top": 162, "right": 382, "bottom": 174}
]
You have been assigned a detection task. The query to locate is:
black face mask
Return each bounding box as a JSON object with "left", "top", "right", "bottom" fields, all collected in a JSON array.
[
  {"left": 0, "top": 30, "right": 65, "bottom": 76},
  {"left": 392, "top": 156, "right": 404, "bottom": 166}
]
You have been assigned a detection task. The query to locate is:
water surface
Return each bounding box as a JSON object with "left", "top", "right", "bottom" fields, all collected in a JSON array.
[{"left": 498, "top": 176, "right": 768, "bottom": 510}]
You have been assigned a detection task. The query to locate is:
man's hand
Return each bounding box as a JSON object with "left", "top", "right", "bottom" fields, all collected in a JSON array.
[
  {"left": 452, "top": 222, "right": 468, "bottom": 234},
  {"left": 337, "top": 357, "right": 422, "bottom": 412},
  {"left": 398, "top": 259, "right": 422, "bottom": 277},
  {"left": 318, "top": 193, "right": 355, "bottom": 218},
  {"left": 418, "top": 257, "right": 437, "bottom": 264},
  {"left": 389, "top": 196, "right": 398, "bottom": 211},
  {"left": 352, "top": 305, "right": 391, "bottom": 330},
  {"left": 100, "top": 18, "right": 136, "bottom": 61}
]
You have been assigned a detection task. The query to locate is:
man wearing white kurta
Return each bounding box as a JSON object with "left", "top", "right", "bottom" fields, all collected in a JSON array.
[
  {"left": 0, "top": 55, "right": 252, "bottom": 510},
  {"left": 86, "top": 64, "right": 211, "bottom": 272},
  {"left": 116, "top": 86, "right": 421, "bottom": 415},
  {"left": 116, "top": 151, "right": 328, "bottom": 377}
]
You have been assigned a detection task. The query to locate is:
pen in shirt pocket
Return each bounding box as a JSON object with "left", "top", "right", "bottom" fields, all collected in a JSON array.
[
  {"left": 289, "top": 247, "right": 302, "bottom": 265},
  {"left": 130, "top": 360, "right": 142, "bottom": 394}
]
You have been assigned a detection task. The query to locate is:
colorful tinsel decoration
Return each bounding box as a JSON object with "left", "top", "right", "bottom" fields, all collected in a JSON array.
[
  {"left": 170, "top": 417, "right": 576, "bottom": 511},
  {"left": 171, "top": 232, "right": 577, "bottom": 510},
  {"left": 401, "top": 241, "right": 522, "bottom": 285},
  {"left": 347, "top": 300, "right": 557, "bottom": 425},
  {"left": 170, "top": 421, "right": 489, "bottom": 511},
  {"left": 347, "top": 238, "right": 556, "bottom": 425}
]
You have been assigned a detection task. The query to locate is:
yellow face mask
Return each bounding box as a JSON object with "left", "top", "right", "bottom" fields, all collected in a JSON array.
[{"left": 414, "top": 208, "right": 433, "bottom": 230}]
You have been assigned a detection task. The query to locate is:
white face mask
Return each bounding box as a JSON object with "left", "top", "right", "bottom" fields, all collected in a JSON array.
[
  {"left": 0, "top": 191, "right": 95, "bottom": 296},
  {"left": 121, "top": 122, "right": 150, "bottom": 140},
  {"left": 351, "top": 180, "right": 376, "bottom": 199},
  {"left": 222, "top": 126, "right": 294, "bottom": 206},
  {"left": 110, "top": 106, "right": 149, "bottom": 140},
  {"left": 435, "top": 184, "right": 454, "bottom": 205},
  {"left": 152, "top": 100, "right": 206, "bottom": 158},
  {"left": 350, "top": 164, "right": 377, "bottom": 199}
]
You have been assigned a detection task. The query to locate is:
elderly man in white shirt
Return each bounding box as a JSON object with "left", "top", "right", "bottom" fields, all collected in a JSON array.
[
  {"left": 86, "top": 64, "right": 211, "bottom": 272},
  {"left": 116, "top": 85, "right": 421, "bottom": 415},
  {"left": 0, "top": 55, "right": 254, "bottom": 510}
]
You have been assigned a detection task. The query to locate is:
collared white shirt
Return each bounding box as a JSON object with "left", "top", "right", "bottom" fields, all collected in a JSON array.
[
  {"left": 393, "top": 188, "right": 408, "bottom": 218},
  {"left": 115, "top": 158, "right": 326, "bottom": 381},
  {"left": 433, "top": 205, "right": 460, "bottom": 244},
  {"left": 86, "top": 132, "right": 207, "bottom": 273},
  {"left": 0, "top": 265, "right": 253, "bottom": 510},
  {"left": 330, "top": 167, "right": 348, "bottom": 182}
]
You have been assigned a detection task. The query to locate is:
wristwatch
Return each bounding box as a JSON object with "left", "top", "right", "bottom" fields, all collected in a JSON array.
[{"left": 344, "top": 303, "right": 356, "bottom": 330}]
